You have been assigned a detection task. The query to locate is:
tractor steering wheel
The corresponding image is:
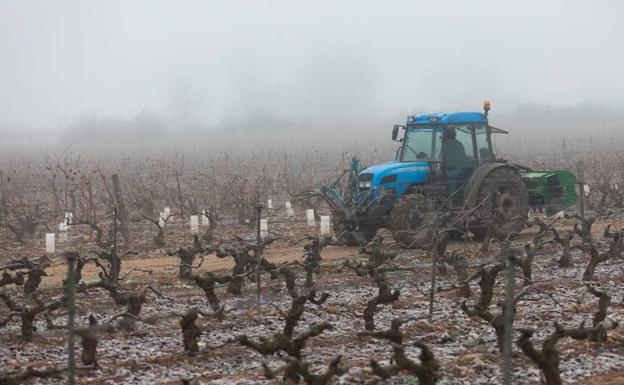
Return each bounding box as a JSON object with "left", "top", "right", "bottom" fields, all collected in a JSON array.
[{"left": 403, "top": 142, "right": 426, "bottom": 161}]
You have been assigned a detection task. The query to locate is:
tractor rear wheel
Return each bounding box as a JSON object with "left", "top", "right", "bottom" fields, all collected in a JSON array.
[{"left": 471, "top": 167, "right": 529, "bottom": 239}]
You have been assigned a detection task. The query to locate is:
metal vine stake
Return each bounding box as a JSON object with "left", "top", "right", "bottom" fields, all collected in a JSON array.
[
  {"left": 428, "top": 212, "right": 440, "bottom": 321},
  {"left": 66, "top": 253, "right": 77, "bottom": 385},
  {"left": 502, "top": 254, "right": 516, "bottom": 385},
  {"left": 255, "top": 204, "right": 264, "bottom": 304}
]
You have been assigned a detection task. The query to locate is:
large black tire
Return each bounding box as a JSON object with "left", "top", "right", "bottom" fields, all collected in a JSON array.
[{"left": 471, "top": 167, "right": 529, "bottom": 239}]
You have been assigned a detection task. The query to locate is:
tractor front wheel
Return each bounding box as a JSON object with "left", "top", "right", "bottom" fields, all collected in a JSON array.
[
  {"left": 387, "top": 193, "right": 440, "bottom": 247},
  {"left": 389, "top": 193, "right": 432, "bottom": 233}
]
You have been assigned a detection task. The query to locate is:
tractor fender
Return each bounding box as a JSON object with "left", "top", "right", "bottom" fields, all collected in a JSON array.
[{"left": 463, "top": 162, "right": 521, "bottom": 208}]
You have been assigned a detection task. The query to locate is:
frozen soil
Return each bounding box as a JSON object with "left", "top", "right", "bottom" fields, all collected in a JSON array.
[{"left": 1, "top": 232, "right": 623, "bottom": 385}]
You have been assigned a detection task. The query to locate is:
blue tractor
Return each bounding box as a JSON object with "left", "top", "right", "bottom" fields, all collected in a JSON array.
[{"left": 310, "top": 101, "right": 577, "bottom": 244}]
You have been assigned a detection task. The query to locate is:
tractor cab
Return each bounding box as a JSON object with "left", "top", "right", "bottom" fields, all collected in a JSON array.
[{"left": 389, "top": 101, "right": 506, "bottom": 206}]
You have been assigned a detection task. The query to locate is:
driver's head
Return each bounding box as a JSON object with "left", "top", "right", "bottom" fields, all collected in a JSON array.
[{"left": 445, "top": 127, "right": 457, "bottom": 140}]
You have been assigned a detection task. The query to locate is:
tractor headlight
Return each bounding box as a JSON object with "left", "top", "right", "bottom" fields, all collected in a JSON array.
[{"left": 358, "top": 173, "right": 373, "bottom": 189}]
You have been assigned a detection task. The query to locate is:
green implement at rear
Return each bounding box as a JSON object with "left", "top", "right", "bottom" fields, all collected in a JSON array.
[{"left": 521, "top": 170, "right": 577, "bottom": 215}]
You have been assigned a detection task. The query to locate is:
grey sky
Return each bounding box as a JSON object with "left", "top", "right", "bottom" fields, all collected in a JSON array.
[{"left": 0, "top": 0, "right": 622, "bottom": 130}]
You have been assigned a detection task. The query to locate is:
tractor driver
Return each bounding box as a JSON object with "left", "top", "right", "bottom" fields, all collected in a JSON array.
[
  {"left": 443, "top": 127, "right": 467, "bottom": 197},
  {"left": 444, "top": 128, "right": 466, "bottom": 169}
]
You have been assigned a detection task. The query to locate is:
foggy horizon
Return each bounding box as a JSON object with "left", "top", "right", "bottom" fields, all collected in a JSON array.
[{"left": 1, "top": 0, "right": 623, "bottom": 143}]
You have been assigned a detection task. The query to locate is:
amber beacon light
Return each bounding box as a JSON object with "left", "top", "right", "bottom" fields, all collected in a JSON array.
[{"left": 483, "top": 100, "right": 491, "bottom": 116}]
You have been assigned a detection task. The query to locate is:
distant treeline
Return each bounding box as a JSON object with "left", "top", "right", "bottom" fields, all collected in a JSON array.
[{"left": 1, "top": 103, "right": 622, "bottom": 151}]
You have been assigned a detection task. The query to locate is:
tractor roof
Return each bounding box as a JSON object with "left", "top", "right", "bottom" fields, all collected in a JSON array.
[{"left": 406, "top": 111, "right": 488, "bottom": 125}]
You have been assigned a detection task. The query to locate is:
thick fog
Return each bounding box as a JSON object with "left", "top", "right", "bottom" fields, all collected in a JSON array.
[{"left": 0, "top": 1, "right": 623, "bottom": 148}]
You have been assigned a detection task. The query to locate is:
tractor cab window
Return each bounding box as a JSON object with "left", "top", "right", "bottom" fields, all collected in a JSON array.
[
  {"left": 475, "top": 125, "right": 493, "bottom": 163},
  {"left": 400, "top": 127, "right": 442, "bottom": 162}
]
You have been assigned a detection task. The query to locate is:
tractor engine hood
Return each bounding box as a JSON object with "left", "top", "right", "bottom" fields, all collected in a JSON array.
[{"left": 358, "top": 161, "right": 429, "bottom": 199}]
